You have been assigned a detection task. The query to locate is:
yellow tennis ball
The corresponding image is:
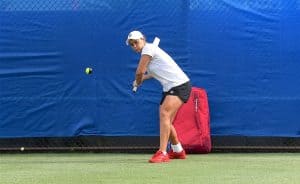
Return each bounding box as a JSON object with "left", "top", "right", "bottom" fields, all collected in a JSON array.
[{"left": 85, "top": 67, "right": 92, "bottom": 75}]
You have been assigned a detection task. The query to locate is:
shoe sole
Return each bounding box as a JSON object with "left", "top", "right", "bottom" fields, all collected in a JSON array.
[
  {"left": 168, "top": 154, "right": 186, "bottom": 159},
  {"left": 148, "top": 159, "right": 170, "bottom": 163},
  {"left": 169, "top": 157, "right": 186, "bottom": 159}
]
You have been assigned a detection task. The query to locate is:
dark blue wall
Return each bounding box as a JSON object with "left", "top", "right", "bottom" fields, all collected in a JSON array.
[{"left": 0, "top": 0, "right": 299, "bottom": 137}]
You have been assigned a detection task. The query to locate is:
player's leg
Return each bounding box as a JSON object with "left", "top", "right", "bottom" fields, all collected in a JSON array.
[
  {"left": 168, "top": 110, "right": 186, "bottom": 159},
  {"left": 169, "top": 125, "right": 179, "bottom": 145},
  {"left": 159, "top": 95, "right": 183, "bottom": 152},
  {"left": 149, "top": 95, "right": 182, "bottom": 163},
  {"left": 168, "top": 82, "right": 192, "bottom": 159},
  {"left": 169, "top": 106, "right": 181, "bottom": 145},
  {"left": 168, "top": 124, "right": 186, "bottom": 159}
]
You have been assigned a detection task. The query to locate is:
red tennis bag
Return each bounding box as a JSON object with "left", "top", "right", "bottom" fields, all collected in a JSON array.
[{"left": 173, "top": 87, "right": 211, "bottom": 153}]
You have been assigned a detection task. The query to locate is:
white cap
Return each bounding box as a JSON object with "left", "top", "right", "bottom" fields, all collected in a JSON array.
[{"left": 126, "top": 30, "right": 144, "bottom": 45}]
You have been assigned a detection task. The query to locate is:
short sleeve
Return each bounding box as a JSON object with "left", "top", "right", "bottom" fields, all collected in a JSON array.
[{"left": 141, "top": 43, "right": 155, "bottom": 57}]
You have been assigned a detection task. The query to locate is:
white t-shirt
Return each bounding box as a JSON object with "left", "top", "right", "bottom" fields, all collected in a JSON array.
[{"left": 141, "top": 43, "right": 189, "bottom": 92}]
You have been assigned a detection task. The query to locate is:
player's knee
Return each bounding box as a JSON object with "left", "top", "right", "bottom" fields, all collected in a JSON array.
[{"left": 160, "top": 108, "right": 172, "bottom": 120}]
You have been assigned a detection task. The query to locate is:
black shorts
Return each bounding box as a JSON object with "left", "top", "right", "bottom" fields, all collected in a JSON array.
[{"left": 160, "top": 81, "right": 192, "bottom": 105}]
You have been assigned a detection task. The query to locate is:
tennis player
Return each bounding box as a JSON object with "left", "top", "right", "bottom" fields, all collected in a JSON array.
[{"left": 126, "top": 30, "right": 191, "bottom": 163}]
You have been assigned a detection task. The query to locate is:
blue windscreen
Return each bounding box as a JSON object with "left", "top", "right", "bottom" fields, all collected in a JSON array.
[{"left": 0, "top": 0, "right": 299, "bottom": 137}]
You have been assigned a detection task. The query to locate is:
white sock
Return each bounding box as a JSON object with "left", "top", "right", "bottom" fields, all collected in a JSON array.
[
  {"left": 162, "top": 151, "right": 167, "bottom": 155},
  {"left": 171, "top": 143, "right": 183, "bottom": 153}
]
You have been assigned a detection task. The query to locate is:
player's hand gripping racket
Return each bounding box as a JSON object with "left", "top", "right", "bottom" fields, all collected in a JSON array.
[
  {"left": 132, "top": 80, "right": 138, "bottom": 93},
  {"left": 132, "top": 37, "right": 160, "bottom": 93}
]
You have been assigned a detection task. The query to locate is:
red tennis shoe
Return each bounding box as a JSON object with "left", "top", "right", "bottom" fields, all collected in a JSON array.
[
  {"left": 149, "top": 150, "right": 170, "bottom": 163},
  {"left": 168, "top": 149, "right": 186, "bottom": 159}
]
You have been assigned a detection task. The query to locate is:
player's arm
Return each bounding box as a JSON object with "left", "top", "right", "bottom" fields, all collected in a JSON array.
[{"left": 135, "top": 54, "right": 151, "bottom": 86}]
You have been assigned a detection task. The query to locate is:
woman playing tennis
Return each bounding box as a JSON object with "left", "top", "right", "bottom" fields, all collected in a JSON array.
[{"left": 126, "top": 30, "right": 191, "bottom": 163}]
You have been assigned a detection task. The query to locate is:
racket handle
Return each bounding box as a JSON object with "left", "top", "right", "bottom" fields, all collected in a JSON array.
[{"left": 153, "top": 37, "right": 160, "bottom": 46}]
